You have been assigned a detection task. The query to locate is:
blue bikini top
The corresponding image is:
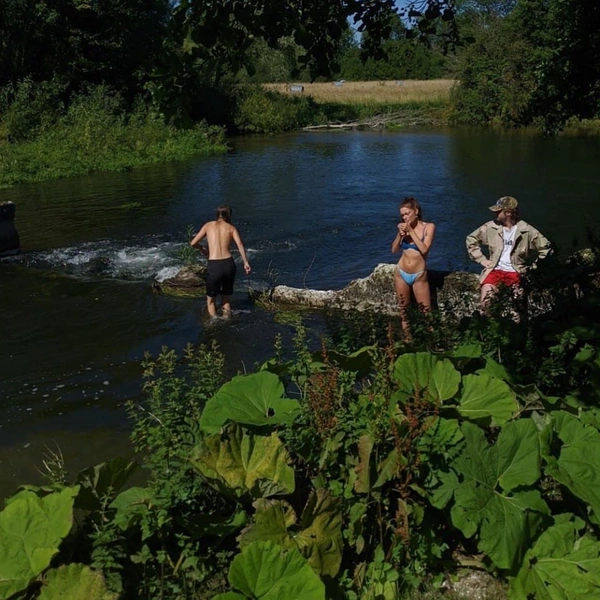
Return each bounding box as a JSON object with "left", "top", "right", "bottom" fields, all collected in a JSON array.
[{"left": 401, "top": 224, "right": 427, "bottom": 252}]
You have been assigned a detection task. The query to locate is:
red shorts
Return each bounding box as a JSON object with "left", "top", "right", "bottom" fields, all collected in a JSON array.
[{"left": 482, "top": 270, "right": 520, "bottom": 287}]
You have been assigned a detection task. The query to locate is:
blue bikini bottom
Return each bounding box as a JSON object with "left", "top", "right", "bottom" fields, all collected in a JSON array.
[{"left": 397, "top": 266, "right": 424, "bottom": 286}]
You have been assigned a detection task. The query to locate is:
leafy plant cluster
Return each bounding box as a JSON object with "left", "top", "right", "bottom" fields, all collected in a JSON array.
[
  {"left": 3, "top": 262, "right": 600, "bottom": 600},
  {"left": 450, "top": 0, "right": 600, "bottom": 132},
  {"left": 2, "top": 246, "right": 600, "bottom": 599}
]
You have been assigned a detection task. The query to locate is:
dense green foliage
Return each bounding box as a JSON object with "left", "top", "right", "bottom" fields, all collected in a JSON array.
[
  {"left": 0, "top": 86, "right": 226, "bottom": 188},
  {"left": 451, "top": 0, "right": 600, "bottom": 131},
  {"left": 2, "top": 245, "right": 600, "bottom": 599}
]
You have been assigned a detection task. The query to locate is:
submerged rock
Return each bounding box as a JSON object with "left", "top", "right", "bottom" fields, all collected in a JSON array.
[{"left": 153, "top": 264, "right": 207, "bottom": 297}]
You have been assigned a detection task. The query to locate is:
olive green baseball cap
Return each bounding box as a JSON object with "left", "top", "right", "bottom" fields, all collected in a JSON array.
[{"left": 489, "top": 196, "right": 518, "bottom": 212}]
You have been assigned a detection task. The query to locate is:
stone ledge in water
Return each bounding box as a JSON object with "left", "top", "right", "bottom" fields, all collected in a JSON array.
[
  {"left": 251, "top": 263, "right": 480, "bottom": 319},
  {"left": 152, "top": 264, "right": 207, "bottom": 297}
]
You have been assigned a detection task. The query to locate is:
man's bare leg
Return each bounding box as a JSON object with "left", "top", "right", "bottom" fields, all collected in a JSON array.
[
  {"left": 480, "top": 283, "right": 496, "bottom": 314},
  {"left": 206, "top": 296, "right": 218, "bottom": 318},
  {"left": 221, "top": 295, "right": 232, "bottom": 319}
]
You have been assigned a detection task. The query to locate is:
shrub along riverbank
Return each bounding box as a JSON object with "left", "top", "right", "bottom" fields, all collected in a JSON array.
[
  {"left": 0, "top": 87, "right": 227, "bottom": 189},
  {"left": 2, "top": 249, "right": 600, "bottom": 599}
]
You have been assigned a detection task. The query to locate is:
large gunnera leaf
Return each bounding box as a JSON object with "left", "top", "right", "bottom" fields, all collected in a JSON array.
[
  {"left": 0, "top": 486, "right": 79, "bottom": 600},
  {"left": 214, "top": 541, "right": 325, "bottom": 600},
  {"left": 190, "top": 425, "right": 295, "bottom": 500},
  {"left": 432, "top": 420, "right": 547, "bottom": 570},
  {"left": 393, "top": 352, "right": 461, "bottom": 403},
  {"left": 239, "top": 489, "right": 343, "bottom": 576},
  {"left": 545, "top": 411, "right": 600, "bottom": 525},
  {"left": 39, "top": 564, "right": 117, "bottom": 600},
  {"left": 510, "top": 515, "right": 600, "bottom": 599},
  {"left": 457, "top": 373, "right": 518, "bottom": 426},
  {"left": 200, "top": 371, "right": 300, "bottom": 434}
]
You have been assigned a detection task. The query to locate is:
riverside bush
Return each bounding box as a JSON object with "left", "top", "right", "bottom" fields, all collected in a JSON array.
[
  {"left": 0, "top": 87, "right": 227, "bottom": 188},
  {"left": 232, "top": 86, "right": 318, "bottom": 132}
]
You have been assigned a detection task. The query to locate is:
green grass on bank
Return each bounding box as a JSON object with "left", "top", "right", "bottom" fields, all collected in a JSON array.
[{"left": 0, "top": 117, "right": 227, "bottom": 188}]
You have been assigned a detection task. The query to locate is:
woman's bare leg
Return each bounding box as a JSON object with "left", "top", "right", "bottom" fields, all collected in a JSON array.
[
  {"left": 412, "top": 275, "right": 431, "bottom": 314},
  {"left": 394, "top": 271, "right": 412, "bottom": 336}
]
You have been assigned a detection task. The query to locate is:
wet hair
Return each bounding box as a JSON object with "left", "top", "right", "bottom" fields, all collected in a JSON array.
[
  {"left": 216, "top": 204, "right": 232, "bottom": 223},
  {"left": 399, "top": 197, "right": 423, "bottom": 220}
]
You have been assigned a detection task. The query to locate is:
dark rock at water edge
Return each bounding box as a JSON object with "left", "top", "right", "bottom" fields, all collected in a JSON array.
[
  {"left": 0, "top": 202, "right": 20, "bottom": 258},
  {"left": 153, "top": 264, "right": 207, "bottom": 297}
]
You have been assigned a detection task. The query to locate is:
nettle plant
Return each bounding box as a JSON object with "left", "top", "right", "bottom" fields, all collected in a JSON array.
[{"left": 2, "top": 333, "right": 600, "bottom": 600}]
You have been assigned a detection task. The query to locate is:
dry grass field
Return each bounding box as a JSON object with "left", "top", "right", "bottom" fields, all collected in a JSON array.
[{"left": 263, "top": 79, "right": 455, "bottom": 104}]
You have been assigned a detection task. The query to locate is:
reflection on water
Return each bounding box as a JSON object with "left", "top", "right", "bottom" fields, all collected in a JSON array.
[{"left": 1, "top": 128, "right": 600, "bottom": 496}]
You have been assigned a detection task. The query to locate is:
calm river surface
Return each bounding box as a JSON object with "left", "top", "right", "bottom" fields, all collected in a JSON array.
[{"left": 1, "top": 128, "right": 599, "bottom": 495}]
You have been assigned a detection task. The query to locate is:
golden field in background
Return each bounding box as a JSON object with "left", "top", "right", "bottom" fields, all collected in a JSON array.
[{"left": 263, "top": 79, "right": 455, "bottom": 104}]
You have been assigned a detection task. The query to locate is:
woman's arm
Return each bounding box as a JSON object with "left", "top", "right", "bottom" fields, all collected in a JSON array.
[
  {"left": 391, "top": 223, "right": 406, "bottom": 253},
  {"left": 406, "top": 222, "right": 436, "bottom": 258},
  {"left": 190, "top": 224, "right": 207, "bottom": 248}
]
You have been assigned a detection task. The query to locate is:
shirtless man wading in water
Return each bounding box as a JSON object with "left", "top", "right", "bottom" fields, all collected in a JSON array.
[{"left": 190, "top": 205, "right": 251, "bottom": 318}]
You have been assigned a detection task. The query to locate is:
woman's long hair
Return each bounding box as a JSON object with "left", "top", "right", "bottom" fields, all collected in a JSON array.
[
  {"left": 216, "top": 204, "right": 232, "bottom": 223},
  {"left": 399, "top": 197, "right": 423, "bottom": 220}
]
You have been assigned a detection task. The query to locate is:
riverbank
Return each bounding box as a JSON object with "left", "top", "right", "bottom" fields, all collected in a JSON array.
[{"left": 0, "top": 119, "right": 227, "bottom": 189}]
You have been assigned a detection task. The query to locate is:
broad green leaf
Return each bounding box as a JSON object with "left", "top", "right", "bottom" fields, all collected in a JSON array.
[
  {"left": 200, "top": 372, "right": 300, "bottom": 434},
  {"left": 451, "top": 343, "right": 483, "bottom": 359},
  {"left": 0, "top": 486, "right": 79, "bottom": 600},
  {"left": 110, "top": 486, "right": 152, "bottom": 531},
  {"left": 393, "top": 352, "right": 437, "bottom": 396},
  {"left": 428, "top": 359, "right": 461, "bottom": 402},
  {"left": 226, "top": 541, "right": 325, "bottom": 599},
  {"left": 238, "top": 499, "right": 296, "bottom": 549},
  {"left": 239, "top": 490, "right": 343, "bottom": 577},
  {"left": 39, "top": 564, "right": 117, "bottom": 600},
  {"left": 190, "top": 425, "right": 295, "bottom": 500},
  {"left": 213, "top": 594, "right": 246, "bottom": 600},
  {"left": 458, "top": 374, "right": 518, "bottom": 425},
  {"left": 439, "top": 421, "right": 547, "bottom": 570},
  {"left": 75, "top": 456, "right": 139, "bottom": 511},
  {"left": 295, "top": 489, "right": 344, "bottom": 577},
  {"left": 476, "top": 356, "right": 512, "bottom": 382},
  {"left": 418, "top": 417, "right": 463, "bottom": 457},
  {"left": 373, "top": 449, "right": 401, "bottom": 490},
  {"left": 510, "top": 516, "right": 600, "bottom": 599},
  {"left": 354, "top": 435, "right": 374, "bottom": 494},
  {"left": 393, "top": 352, "right": 460, "bottom": 402},
  {"left": 546, "top": 412, "right": 600, "bottom": 525}
]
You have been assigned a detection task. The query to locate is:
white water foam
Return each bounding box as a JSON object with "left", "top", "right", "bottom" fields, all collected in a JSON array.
[
  {"left": 14, "top": 238, "right": 261, "bottom": 282},
  {"left": 18, "top": 238, "right": 183, "bottom": 281}
]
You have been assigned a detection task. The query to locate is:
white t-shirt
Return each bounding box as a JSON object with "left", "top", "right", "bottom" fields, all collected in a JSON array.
[{"left": 497, "top": 226, "right": 517, "bottom": 272}]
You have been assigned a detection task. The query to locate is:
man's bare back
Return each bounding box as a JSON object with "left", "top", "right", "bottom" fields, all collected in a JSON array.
[{"left": 189, "top": 205, "right": 251, "bottom": 318}]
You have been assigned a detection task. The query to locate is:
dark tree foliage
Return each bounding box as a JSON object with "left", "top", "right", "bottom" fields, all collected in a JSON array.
[
  {"left": 0, "top": 0, "right": 170, "bottom": 95},
  {"left": 452, "top": 0, "right": 600, "bottom": 132}
]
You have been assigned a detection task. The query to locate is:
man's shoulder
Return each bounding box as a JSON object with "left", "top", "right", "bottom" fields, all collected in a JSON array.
[{"left": 480, "top": 220, "right": 499, "bottom": 231}]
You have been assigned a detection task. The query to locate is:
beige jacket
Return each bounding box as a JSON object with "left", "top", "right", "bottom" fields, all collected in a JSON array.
[{"left": 466, "top": 220, "right": 551, "bottom": 283}]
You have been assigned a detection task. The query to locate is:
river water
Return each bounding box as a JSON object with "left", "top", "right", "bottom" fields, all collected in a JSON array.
[{"left": 1, "top": 128, "right": 599, "bottom": 495}]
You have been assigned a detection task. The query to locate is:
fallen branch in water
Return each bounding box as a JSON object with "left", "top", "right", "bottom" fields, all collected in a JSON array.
[{"left": 302, "top": 111, "right": 442, "bottom": 130}]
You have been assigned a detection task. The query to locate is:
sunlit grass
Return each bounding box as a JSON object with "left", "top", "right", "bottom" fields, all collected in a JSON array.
[{"left": 263, "top": 79, "right": 455, "bottom": 104}]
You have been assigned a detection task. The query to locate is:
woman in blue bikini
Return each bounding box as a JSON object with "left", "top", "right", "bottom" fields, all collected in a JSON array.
[{"left": 391, "top": 197, "right": 436, "bottom": 334}]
